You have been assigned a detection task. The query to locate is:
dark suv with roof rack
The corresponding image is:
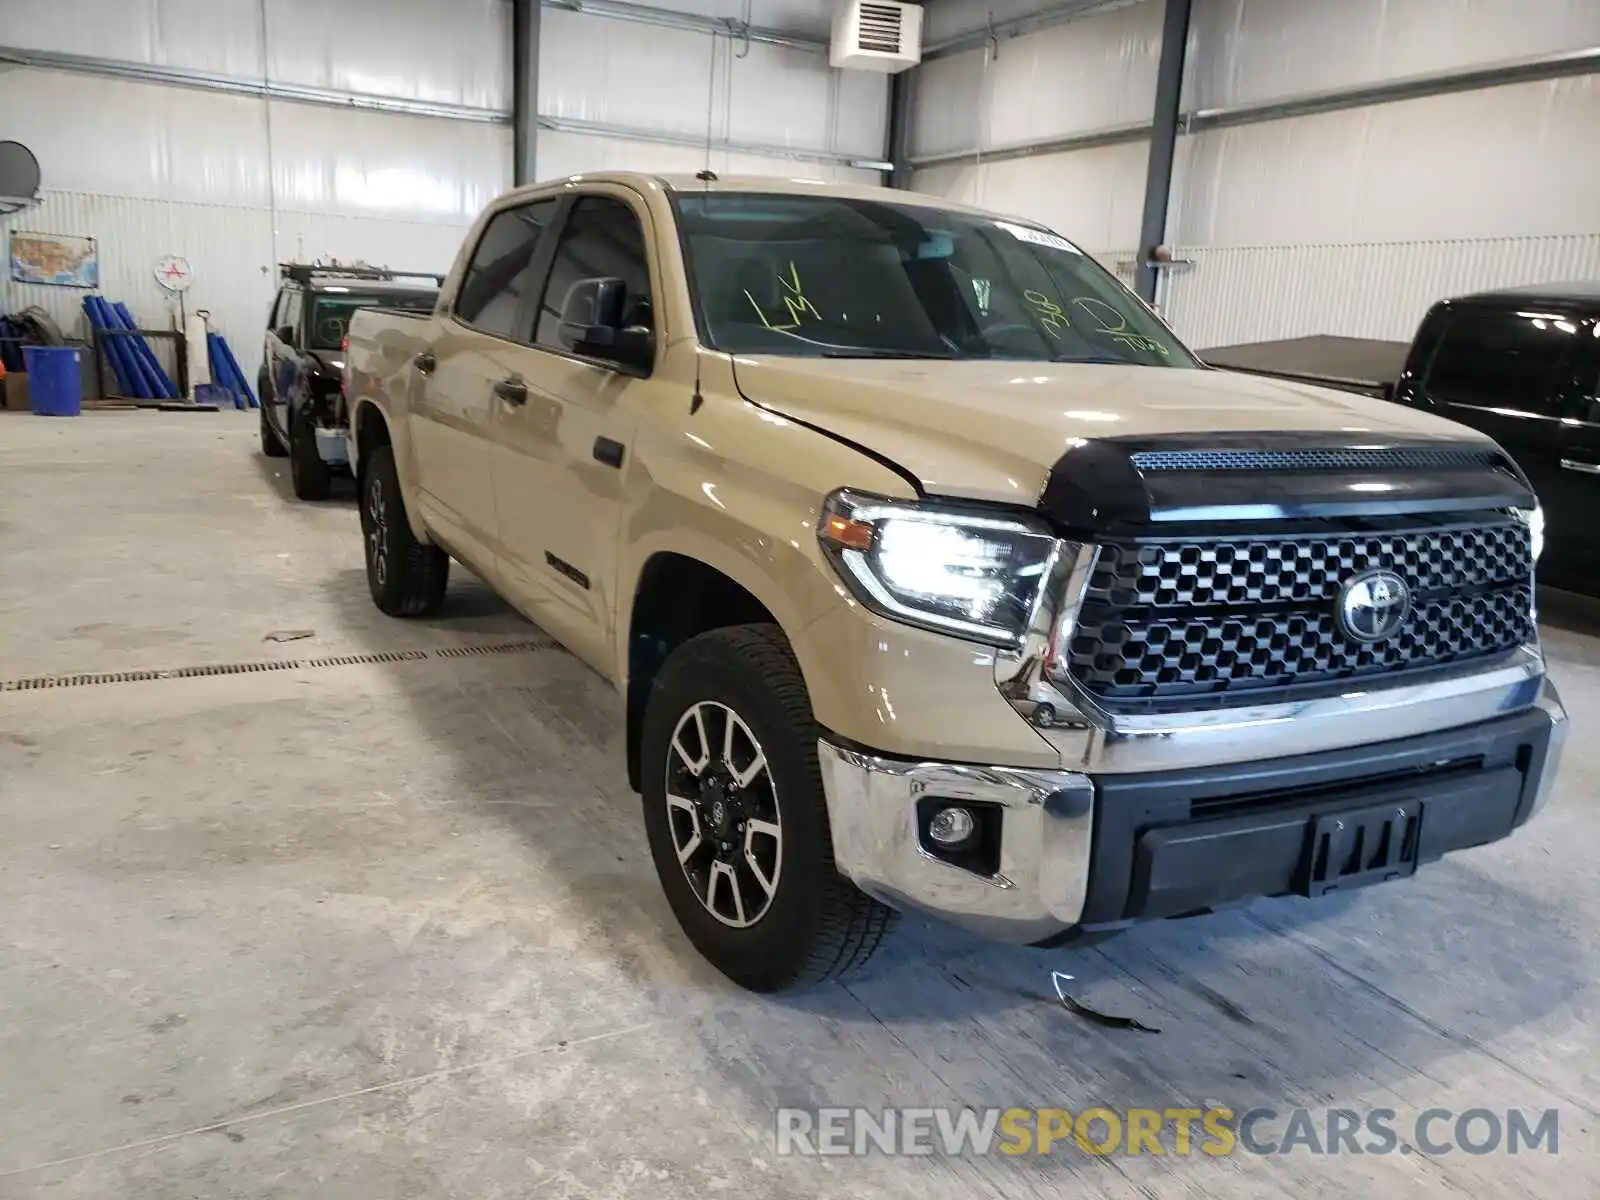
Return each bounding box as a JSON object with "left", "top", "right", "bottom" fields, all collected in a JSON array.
[{"left": 259, "top": 264, "right": 440, "bottom": 500}]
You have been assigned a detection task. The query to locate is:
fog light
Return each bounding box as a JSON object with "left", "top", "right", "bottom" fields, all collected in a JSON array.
[{"left": 927, "top": 805, "right": 977, "bottom": 847}]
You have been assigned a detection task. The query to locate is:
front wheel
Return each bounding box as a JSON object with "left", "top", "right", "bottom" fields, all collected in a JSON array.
[
  {"left": 359, "top": 444, "right": 448, "bottom": 617},
  {"left": 641, "top": 624, "right": 897, "bottom": 991}
]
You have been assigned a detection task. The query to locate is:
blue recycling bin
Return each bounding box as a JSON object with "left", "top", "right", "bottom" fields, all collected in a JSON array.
[{"left": 21, "top": 346, "right": 83, "bottom": 417}]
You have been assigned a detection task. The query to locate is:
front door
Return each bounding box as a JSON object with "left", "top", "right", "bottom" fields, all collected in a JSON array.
[
  {"left": 409, "top": 198, "right": 560, "bottom": 566},
  {"left": 1548, "top": 318, "right": 1600, "bottom": 590},
  {"left": 1417, "top": 303, "right": 1581, "bottom": 572},
  {"left": 490, "top": 190, "right": 656, "bottom": 674},
  {"left": 268, "top": 286, "right": 303, "bottom": 442}
]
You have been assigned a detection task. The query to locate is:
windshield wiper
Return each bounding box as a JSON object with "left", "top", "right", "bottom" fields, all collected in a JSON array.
[
  {"left": 1050, "top": 354, "right": 1135, "bottom": 365},
  {"left": 817, "top": 348, "right": 957, "bottom": 360}
]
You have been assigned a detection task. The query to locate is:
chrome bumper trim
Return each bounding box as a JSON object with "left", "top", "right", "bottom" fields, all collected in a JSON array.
[
  {"left": 816, "top": 741, "right": 1095, "bottom": 943},
  {"left": 998, "top": 542, "right": 1552, "bottom": 773}
]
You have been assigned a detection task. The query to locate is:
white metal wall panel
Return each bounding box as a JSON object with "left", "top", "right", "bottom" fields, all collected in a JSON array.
[
  {"left": 1188, "top": 0, "right": 1600, "bottom": 109},
  {"left": 0, "top": 191, "right": 476, "bottom": 389},
  {"left": 2, "top": 0, "right": 509, "bottom": 109},
  {"left": 911, "top": 139, "right": 1150, "bottom": 255},
  {"left": 263, "top": 0, "right": 509, "bottom": 109},
  {"left": 0, "top": 0, "right": 267, "bottom": 78},
  {"left": 266, "top": 102, "right": 510, "bottom": 222},
  {"left": 1172, "top": 76, "right": 1600, "bottom": 246},
  {"left": 621, "top": 0, "right": 839, "bottom": 38},
  {"left": 0, "top": 190, "right": 274, "bottom": 385},
  {"left": 922, "top": 0, "right": 1133, "bottom": 44},
  {"left": 909, "top": 0, "right": 1162, "bottom": 159},
  {"left": 538, "top": 9, "right": 887, "bottom": 165},
  {"left": 0, "top": 67, "right": 272, "bottom": 206},
  {"left": 1163, "top": 235, "right": 1600, "bottom": 350},
  {"left": 535, "top": 131, "right": 880, "bottom": 187}
]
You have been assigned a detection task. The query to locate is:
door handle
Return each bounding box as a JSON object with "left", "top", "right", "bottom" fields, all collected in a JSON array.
[
  {"left": 413, "top": 352, "right": 435, "bottom": 375},
  {"left": 593, "top": 437, "right": 626, "bottom": 469},
  {"left": 494, "top": 377, "right": 527, "bottom": 406},
  {"left": 1560, "top": 458, "right": 1600, "bottom": 475}
]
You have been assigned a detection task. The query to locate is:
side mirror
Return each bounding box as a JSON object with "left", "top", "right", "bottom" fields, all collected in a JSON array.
[
  {"left": 275, "top": 324, "right": 295, "bottom": 345},
  {"left": 558, "top": 277, "right": 654, "bottom": 372}
]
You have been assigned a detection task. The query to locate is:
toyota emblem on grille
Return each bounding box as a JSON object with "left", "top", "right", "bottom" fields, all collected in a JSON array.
[{"left": 1338, "top": 569, "right": 1411, "bottom": 642}]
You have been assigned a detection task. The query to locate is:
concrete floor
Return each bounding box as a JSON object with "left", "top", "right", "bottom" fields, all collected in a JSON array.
[{"left": 0, "top": 411, "right": 1595, "bottom": 1198}]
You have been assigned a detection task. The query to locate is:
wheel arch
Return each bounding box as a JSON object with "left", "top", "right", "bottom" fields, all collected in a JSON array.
[
  {"left": 351, "top": 399, "right": 429, "bottom": 543},
  {"left": 622, "top": 548, "right": 797, "bottom": 793}
]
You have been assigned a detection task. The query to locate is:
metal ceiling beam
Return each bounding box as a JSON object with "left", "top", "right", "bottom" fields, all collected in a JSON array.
[
  {"left": 909, "top": 44, "right": 1600, "bottom": 169},
  {"left": 886, "top": 69, "right": 915, "bottom": 188},
  {"left": 1135, "top": 0, "right": 1189, "bottom": 303},
  {"left": 540, "top": 0, "right": 827, "bottom": 53},
  {"left": 537, "top": 114, "right": 892, "bottom": 172},
  {"left": 0, "top": 45, "right": 512, "bottom": 123},
  {"left": 513, "top": 0, "right": 541, "bottom": 183}
]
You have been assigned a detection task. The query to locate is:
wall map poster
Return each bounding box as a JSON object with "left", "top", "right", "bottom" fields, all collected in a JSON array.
[{"left": 10, "top": 231, "right": 99, "bottom": 288}]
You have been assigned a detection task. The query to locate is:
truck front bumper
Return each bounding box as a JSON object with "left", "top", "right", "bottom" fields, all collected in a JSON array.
[{"left": 816, "top": 679, "right": 1567, "bottom": 944}]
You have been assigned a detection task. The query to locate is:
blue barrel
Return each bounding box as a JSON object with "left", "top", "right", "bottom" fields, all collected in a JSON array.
[{"left": 22, "top": 346, "right": 84, "bottom": 416}]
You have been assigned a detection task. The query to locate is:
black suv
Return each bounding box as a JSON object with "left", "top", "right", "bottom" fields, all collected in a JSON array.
[
  {"left": 1391, "top": 282, "right": 1600, "bottom": 595},
  {"left": 259, "top": 264, "right": 439, "bottom": 499}
]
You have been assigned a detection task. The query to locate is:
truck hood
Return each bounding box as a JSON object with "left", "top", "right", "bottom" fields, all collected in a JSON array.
[{"left": 729, "top": 357, "right": 1490, "bottom": 508}]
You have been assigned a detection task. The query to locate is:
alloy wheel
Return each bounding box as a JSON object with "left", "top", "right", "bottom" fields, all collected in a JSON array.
[
  {"left": 366, "top": 471, "right": 389, "bottom": 588},
  {"left": 664, "top": 700, "right": 783, "bottom": 929}
]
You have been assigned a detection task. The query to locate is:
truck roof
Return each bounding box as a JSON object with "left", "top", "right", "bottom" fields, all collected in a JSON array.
[
  {"left": 509, "top": 171, "right": 1030, "bottom": 224},
  {"left": 1450, "top": 281, "right": 1600, "bottom": 308}
]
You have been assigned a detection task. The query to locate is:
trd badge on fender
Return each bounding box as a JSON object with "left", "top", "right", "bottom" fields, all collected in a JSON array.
[{"left": 1338, "top": 569, "right": 1411, "bottom": 642}]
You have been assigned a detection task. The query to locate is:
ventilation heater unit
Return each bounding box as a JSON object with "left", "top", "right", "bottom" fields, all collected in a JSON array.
[{"left": 830, "top": 1, "right": 923, "bottom": 72}]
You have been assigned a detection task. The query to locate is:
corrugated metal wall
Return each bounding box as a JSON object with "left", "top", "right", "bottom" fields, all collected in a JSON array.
[
  {"left": 535, "top": 5, "right": 886, "bottom": 182},
  {"left": 0, "top": 0, "right": 511, "bottom": 384},
  {"left": 0, "top": 0, "right": 887, "bottom": 385},
  {"left": 909, "top": 0, "right": 1600, "bottom": 348}
]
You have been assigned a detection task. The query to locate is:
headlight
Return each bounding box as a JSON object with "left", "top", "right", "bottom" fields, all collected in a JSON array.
[
  {"left": 1513, "top": 505, "right": 1544, "bottom": 562},
  {"left": 817, "top": 489, "right": 1059, "bottom": 646}
]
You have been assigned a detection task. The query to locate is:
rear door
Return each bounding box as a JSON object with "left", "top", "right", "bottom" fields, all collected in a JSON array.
[
  {"left": 1550, "top": 317, "right": 1600, "bottom": 589},
  {"left": 489, "top": 189, "right": 657, "bottom": 673},
  {"left": 410, "top": 198, "right": 561, "bottom": 566},
  {"left": 1416, "top": 303, "right": 1582, "bottom": 567},
  {"left": 266, "top": 286, "right": 303, "bottom": 441}
]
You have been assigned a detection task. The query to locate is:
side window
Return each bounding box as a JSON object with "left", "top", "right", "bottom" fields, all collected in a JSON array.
[
  {"left": 1425, "top": 308, "right": 1577, "bottom": 417},
  {"left": 455, "top": 199, "right": 560, "bottom": 340},
  {"left": 281, "top": 288, "right": 304, "bottom": 341},
  {"left": 534, "top": 197, "right": 652, "bottom": 351}
]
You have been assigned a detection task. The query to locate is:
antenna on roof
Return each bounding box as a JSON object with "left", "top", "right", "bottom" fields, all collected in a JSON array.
[{"left": 695, "top": 169, "right": 718, "bottom": 182}]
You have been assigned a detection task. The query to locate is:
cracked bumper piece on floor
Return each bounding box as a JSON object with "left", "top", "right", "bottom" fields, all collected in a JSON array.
[{"left": 816, "top": 680, "right": 1567, "bottom": 945}]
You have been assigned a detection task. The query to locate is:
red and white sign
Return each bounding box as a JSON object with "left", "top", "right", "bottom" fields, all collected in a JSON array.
[{"left": 154, "top": 254, "right": 193, "bottom": 292}]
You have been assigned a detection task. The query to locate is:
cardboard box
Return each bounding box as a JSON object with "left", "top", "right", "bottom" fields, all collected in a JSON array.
[{"left": 1, "top": 372, "right": 30, "bottom": 411}]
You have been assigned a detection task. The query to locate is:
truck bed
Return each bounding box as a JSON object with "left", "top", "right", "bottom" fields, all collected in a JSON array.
[{"left": 1200, "top": 336, "right": 1411, "bottom": 400}]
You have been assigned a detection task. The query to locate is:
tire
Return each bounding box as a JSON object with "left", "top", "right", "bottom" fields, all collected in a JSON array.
[
  {"left": 259, "top": 378, "right": 287, "bottom": 458},
  {"left": 359, "top": 444, "right": 448, "bottom": 617},
  {"left": 641, "top": 624, "right": 897, "bottom": 992},
  {"left": 289, "top": 406, "right": 333, "bottom": 501}
]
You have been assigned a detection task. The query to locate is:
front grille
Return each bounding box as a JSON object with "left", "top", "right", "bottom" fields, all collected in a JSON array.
[{"left": 1066, "top": 516, "right": 1534, "bottom": 710}]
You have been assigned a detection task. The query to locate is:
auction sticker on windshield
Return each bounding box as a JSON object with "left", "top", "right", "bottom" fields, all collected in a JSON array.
[{"left": 995, "top": 221, "right": 1081, "bottom": 254}]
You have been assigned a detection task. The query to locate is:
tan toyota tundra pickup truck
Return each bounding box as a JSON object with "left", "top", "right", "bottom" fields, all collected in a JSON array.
[{"left": 343, "top": 172, "right": 1566, "bottom": 992}]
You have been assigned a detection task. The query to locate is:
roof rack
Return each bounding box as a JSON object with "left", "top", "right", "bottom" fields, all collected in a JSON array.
[{"left": 279, "top": 263, "right": 444, "bottom": 286}]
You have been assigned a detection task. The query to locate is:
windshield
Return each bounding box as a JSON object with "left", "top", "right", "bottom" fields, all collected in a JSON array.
[
  {"left": 309, "top": 292, "right": 435, "bottom": 350},
  {"left": 674, "top": 193, "right": 1195, "bottom": 366}
]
